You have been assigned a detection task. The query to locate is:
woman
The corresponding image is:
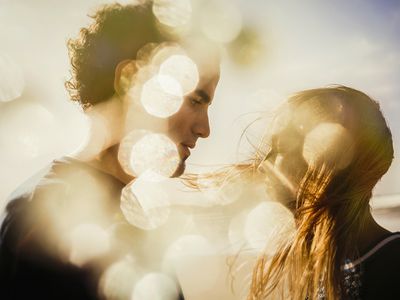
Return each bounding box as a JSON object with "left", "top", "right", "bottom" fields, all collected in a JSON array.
[{"left": 238, "top": 86, "right": 399, "bottom": 299}]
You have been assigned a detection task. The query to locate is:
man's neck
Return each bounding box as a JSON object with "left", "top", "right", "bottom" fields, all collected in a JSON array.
[{"left": 89, "top": 145, "right": 134, "bottom": 184}]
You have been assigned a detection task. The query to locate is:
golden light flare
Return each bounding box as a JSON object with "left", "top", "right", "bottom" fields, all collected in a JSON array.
[
  {"left": 303, "top": 122, "right": 354, "bottom": 170},
  {"left": 132, "top": 272, "right": 179, "bottom": 300},
  {"left": 120, "top": 177, "right": 171, "bottom": 230},
  {"left": 0, "top": 53, "right": 25, "bottom": 102},
  {"left": 200, "top": 1, "right": 242, "bottom": 43},
  {"left": 118, "top": 130, "right": 180, "bottom": 178},
  {"left": 244, "top": 201, "right": 295, "bottom": 254}
]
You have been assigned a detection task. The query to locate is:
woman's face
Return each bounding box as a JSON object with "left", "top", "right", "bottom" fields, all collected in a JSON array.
[{"left": 259, "top": 127, "right": 308, "bottom": 209}]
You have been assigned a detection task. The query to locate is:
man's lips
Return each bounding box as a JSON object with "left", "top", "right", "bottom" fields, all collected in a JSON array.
[
  {"left": 181, "top": 145, "right": 191, "bottom": 159},
  {"left": 180, "top": 143, "right": 195, "bottom": 159},
  {"left": 184, "top": 143, "right": 196, "bottom": 149}
]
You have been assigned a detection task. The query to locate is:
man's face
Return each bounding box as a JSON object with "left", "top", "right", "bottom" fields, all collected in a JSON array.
[
  {"left": 167, "top": 70, "right": 219, "bottom": 177},
  {"left": 119, "top": 48, "right": 220, "bottom": 178}
]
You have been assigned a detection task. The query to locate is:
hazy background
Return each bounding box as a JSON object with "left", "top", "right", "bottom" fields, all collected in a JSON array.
[{"left": 1, "top": 0, "right": 400, "bottom": 223}]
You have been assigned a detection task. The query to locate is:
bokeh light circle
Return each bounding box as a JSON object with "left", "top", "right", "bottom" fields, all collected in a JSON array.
[
  {"left": 159, "top": 54, "right": 199, "bottom": 95},
  {"left": 118, "top": 130, "right": 180, "bottom": 178},
  {"left": 141, "top": 74, "right": 183, "bottom": 118},
  {"left": 132, "top": 272, "right": 179, "bottom": 300},
  {"left": 244, "top": 201, "right": 295, "bottom": 254},
  {"left": 120, "top": 178, "right": 171, "bottom": 230},
  {"left": 303, "top": 122, "right": 354, "bottom": 170}
]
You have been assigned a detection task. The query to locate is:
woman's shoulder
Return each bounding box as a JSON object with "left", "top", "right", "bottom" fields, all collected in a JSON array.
[
  {"left": 359, "top": 232, "right": 400, "bottom": 299},
  {"left": 364, "top": 232, "right": 400, "bottom": 264}
]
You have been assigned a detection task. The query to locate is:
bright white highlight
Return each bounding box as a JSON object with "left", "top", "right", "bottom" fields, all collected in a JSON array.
[
  {"left": 120, "top": 177, "right": 171, "bottom": 230},
  {"left": 141, "top": 74, "right": 183, "bottom": 118},
  {"left": 0, "top": 53, "right": 25, "bottom": 102},
  {"left": 132, "top": 272, "right": 179, "bottom": 300},
  {"left": 244, "top": 202, "right": 295, "bottom": 254},
  {"left": 118, "top": 130, "right": 180, "bottom": 178},
  {"left": 303, "top": 122, "right": 354, "bottom": 170},
  {"left": 159, "top": 55, "right": 199, "bottom": 95}
]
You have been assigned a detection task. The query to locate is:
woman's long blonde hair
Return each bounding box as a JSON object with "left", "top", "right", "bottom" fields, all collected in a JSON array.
[{"left": 245, "top": 86, "right": 394, "bottom": 299}]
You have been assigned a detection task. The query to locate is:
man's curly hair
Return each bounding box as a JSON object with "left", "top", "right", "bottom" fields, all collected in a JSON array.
[{"left": 65, "top": 2, "right": 169, "bottom": 109}]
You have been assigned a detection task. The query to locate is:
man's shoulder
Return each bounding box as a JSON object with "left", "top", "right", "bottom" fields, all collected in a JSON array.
[
  {"left": 0, "top": 158, "right": 98, "bottom": 241},
  {"left": 0, "top": 156, "right": 122, "bottom": 263},
  {"left": 4, "top": 157, "right": 87, "bottom": 203},
  {"left": 4, "top": 156, "right": 121, "bottom": 207},
  {"left": 1, "top": 156, "right": 125, "bottom": 237}
]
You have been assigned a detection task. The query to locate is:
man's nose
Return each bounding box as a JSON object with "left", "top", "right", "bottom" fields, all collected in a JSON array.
[{"left": 194, "top": 113, "right": 210, "bottom": 138}]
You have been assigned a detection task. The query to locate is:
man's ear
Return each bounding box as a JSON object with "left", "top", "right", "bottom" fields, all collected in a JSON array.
[{"left": 114, "top": 59, "right": 138, "bottom": 96}]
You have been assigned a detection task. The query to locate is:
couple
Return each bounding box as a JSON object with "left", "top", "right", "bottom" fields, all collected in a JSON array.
[{"left": 0, "top": 2, "right": 399, "bottom": 300}]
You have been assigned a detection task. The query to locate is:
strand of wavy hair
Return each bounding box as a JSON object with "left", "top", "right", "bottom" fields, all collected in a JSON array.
[{"left": 248, "top": 163, "right": 349, "bottom": 300}]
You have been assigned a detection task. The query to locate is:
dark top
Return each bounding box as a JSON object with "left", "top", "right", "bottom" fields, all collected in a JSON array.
[
  {"left": 0, "top": 157, "right": 184, "bottom": 300},
  {"left": 342, "top": 232, "right": 400, "bottom": 299}
]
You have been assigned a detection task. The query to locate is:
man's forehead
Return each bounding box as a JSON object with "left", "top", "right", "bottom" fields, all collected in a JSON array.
[
  {"left": 192, "top": 53, "right": 220, "bottom": 87},
  {"left": 197, "top": 58, "right": 220, "bottom": 79},
  {"left": 181, "top": 38, "right": 221, "bottom": 76},
  {"left": 124, "top": 40, "right": 220, "bottom": 102}
]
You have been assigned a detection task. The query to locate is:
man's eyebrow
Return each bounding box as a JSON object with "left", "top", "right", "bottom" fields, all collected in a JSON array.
[{"left": 194, "top": 89, "right": 211, "bottom": 104}]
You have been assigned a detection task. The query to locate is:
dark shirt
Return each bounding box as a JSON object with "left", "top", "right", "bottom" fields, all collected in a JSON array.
[
  {"left": 0, "top": 157, "right": 125, "bottom": 299},
  {"left": 342, "top": 232, "right": 400, "bottom": 299},
  {"left": 0, "top": 157, "right": 184, "bottom": 299}
]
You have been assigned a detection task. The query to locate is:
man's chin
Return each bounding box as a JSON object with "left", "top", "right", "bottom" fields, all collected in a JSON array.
[{"left": 171, "top": 160, "right": 186, "bottom": 178}]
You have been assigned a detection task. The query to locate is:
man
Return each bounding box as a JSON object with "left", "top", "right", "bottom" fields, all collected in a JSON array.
[
  {"left": 0, "top": 2, "right": 219, "bottom": 299},
  {"left": 66, "top": 3, "right": 219, "bottom": 182}
]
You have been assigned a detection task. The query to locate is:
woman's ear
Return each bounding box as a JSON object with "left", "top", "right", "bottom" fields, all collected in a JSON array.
[{"left": 114, "top": 59, "right": 138, "bottom": 96}]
